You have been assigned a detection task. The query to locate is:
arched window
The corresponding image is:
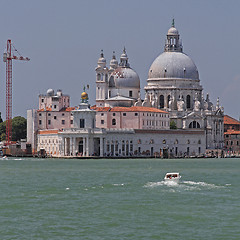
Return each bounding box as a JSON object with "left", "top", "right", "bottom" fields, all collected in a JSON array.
[
  {"left": 112, "top": 119, "right": 116, "bottom": 126},
  {"left": 159, "top": 95, "right": 164, "bottom": 108},
  {"left": 97, "top": 73, "right": 101, "bottom": 81},
  {"left": 189, "top": 121, "right": 200, "bottom": 129},
  {"left": 186, "top": 95, "right": 191, "bottom": 109}
]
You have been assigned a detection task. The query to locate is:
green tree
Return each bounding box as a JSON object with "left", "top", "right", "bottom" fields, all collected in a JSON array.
[
  {"left": 170, "top": 120, "right": 177, "bottom": 129},
  {"left": 0, "top": 121, "right": 6, "bottom": 141},
  {"left": 0, "top": 116, "right": 27, "bottom": 141},
  {"left": 12, "top": 116, "right": 27, "bottom": 141}
]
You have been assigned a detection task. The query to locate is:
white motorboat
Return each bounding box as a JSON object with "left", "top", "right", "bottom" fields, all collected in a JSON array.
[{"left": 164, "top": 172, "right": 181, "bottom": 181}]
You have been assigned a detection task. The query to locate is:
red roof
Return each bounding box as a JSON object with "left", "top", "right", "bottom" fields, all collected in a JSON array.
[
  {"left": 91, "top": 107, "right": 111, "bottom": 112},
  {"left": 110, "top": 106, "right": 168, "bottom": 113},
  {"left": 224, "top": 115, "right": 240, "bottom": 125},
  {"left": 38, "top": 107, "right": 75, "bottom": 112},
  {"left": 224, "top": 130, "right": 240, "bottom": 135},
  {"left": 38, "top": 130, "right": 59, "bottom": 134}
]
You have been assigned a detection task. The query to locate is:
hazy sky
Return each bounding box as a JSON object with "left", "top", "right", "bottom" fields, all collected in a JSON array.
[{"left": 0, "top": 0, "right": 239, "bottom": 120}]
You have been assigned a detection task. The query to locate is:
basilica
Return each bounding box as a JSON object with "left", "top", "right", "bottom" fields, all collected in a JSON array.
[
  {"left": 27, "top": 20, "right": 224, "bottom": 157},
  {"left": 94, "top": 19, "right": 224, "bottom": 150}
]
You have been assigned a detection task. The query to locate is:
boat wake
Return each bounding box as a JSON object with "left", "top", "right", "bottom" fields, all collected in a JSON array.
[{"left": 144, "top": 180, "right": 225, "bottom": 191}]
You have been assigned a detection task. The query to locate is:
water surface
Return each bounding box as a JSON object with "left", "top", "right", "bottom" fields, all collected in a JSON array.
[{"left": 0, "top": 157, "right": 239, "bottom": 239}]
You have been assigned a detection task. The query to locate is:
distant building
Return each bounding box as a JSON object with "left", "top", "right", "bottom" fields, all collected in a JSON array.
[{"left": 224, "top": 115, "right": 240, "bottom": 154}]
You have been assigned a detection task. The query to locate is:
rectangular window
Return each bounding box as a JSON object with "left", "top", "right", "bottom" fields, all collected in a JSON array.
[
  {"left": 70, "top": 120, "right": 73, "bottom": 124},
  {"left": 39, "top": 120, "right": 42, "bottom": 125},
  {"left": 80, "top": 119, "right": 85, "bottom": 128},
  {"left": 101, "top": 120, "right": 104, "bottom": 124},
  {"left": 48, "top": 120, "right": 51, "bottom": 125},
  {"left": 41, "top": 99, "right": 44, "bottom": 103},
  {"left": 54, "top": 116, "right": 57, "bottom": 120},
  {"left": 54, "top": 105, "right": 57, "bottom": 109},
  {"left": 113, "top": 113, "right": 116, "bottom": 116},
  {"left": 123, "top": 113, "right": 126, "bottom": 116},
  {"left": 62, "top": 120, "right": 65, "bottom": 125},
  {"left": 129, "top": 91, "right": 133, "bottom": 97}
]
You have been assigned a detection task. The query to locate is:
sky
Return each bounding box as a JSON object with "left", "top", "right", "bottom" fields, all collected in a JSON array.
[{"left": 0, "top": 0, "right": 239, "bottom": 120}]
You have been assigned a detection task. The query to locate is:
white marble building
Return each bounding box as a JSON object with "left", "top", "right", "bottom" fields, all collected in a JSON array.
[{"left": 27, "top": 20, "right": 223, "bottom": 157}]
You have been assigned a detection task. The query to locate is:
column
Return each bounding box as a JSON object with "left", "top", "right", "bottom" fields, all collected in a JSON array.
[
  {"left": 100, "top": 137, "right": 104, "bottom": 157},
  {"left": 86, "top": 137, "right": 89, "bottom": 157},
  {"left": 73, "top": 137, "right": 76, "bottom": 156},
  {"left": 70, "top": 137, "right": 73, "bottom": 156},
  {"left": 83, "top": 137, "right": 86, "bottom": 156},
  {"left": 64, "top": 137, "right": 67, "bottom": 156}
]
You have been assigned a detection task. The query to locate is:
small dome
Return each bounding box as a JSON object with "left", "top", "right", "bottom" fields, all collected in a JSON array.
[
  {"left": 167, "top": 27, "right": 179, "bottom": 35},
  {"left": 97, "top": 50, "right": 106, "bottom": 67},
  {"left": 47, "top": 88, "right": 54, "bottom": 96},
  {"left": 109, "top": 67, "right": 140, "bottom": 88},
  {"left": 148, "top": 52, "right": 199, "bottom": 80},
  {"left": 110, "top": 51, "right": 118, "bottom": 69},
  {"left": 81, "top": 92, "right": 88, "bottom": 100}
]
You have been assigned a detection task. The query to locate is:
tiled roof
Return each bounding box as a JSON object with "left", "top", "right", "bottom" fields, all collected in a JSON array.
[
  {"left": 38, "top": 107, "right": 75, "bottom": 112},
  {"left": 224, "top": 115, "right": 240, "bottom": 125},
  {"left": 110, "top": 106, "right": 168, "bottom": 113},
  {"left": 91, "top": 107, "right": 111, "bottom": 112},
  {"left": 61, "top": 107, "right": 75, "bottom": 112},
  {"left": 38, "top": 130, "right": 59, "bottom": 134},
  {"left": 224, "top": 130, "right": 240, "bottom": 135},
  {"left": 38, "top": 107, "right": 52, "bottom": 112}
]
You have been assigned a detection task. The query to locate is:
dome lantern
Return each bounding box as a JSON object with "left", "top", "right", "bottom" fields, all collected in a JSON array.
[{"left": 164, "top": 19, "right": 183, "bottom": 52}]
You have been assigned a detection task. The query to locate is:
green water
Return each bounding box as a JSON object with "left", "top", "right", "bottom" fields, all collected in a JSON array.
[{"left": 0, "top": 157, "right": 239, "bottom": 240}]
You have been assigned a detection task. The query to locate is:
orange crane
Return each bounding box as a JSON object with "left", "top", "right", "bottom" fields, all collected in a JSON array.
[{"left": 3, "top": 39, "right": 30, "bottom": 145}]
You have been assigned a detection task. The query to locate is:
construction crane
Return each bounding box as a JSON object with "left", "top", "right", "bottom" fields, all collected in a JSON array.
[{"left": 3, "top": 39, "right": 30, "bottom": 145}]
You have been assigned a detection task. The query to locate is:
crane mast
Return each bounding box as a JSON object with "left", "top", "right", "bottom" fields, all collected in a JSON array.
[{"left": 3, "top": 39, "right": 30, "bottom": 145}]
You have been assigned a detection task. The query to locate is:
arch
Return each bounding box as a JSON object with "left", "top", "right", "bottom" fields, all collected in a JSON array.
[
  {"left": 186, "top": 95, "right": 191, "bottom": 109},
  {"left": 189, "top": 121, "right": 200, "bottom": 129},
  {"left": 159, "top": 95, "right": 164, "bottom": 108},
  {"left": 112, "top": 119, "right": 116, "bottom": 126}
]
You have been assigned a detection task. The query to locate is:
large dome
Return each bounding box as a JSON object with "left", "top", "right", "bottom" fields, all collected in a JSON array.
[
  {"left": 109, "top": 67, "right": 140, "bottom": 88},
  {"left": 148, "top": 51, "right": 199, "bottom": 80}
]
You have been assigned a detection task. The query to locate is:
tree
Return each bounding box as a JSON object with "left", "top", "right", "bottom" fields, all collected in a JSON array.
[
  {"left": 0, "top": 121, "right": 6, "bottom": 141},
  {"left": 12, "top": 116, "right": 27, "bottom": 141},
  {"left": 170, "top": 120, "right": 177, "bottom": 129},
  {"left": 0, "top": 116, "right": 27, "bottom": 142}
]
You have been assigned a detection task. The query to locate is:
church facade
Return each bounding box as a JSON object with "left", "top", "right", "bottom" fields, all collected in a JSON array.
[{"left": 95, "top": 20, "right": 224, "bottom": 150}]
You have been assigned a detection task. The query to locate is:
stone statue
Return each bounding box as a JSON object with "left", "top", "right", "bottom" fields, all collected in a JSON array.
[
  {"left": 168, "top": 95, "right": 174, "bottom": 111},
  {"left": 177, "top": 96, "right": 185, "bottom": 111},
  {"left": 194, "top": 94, "right": 201, "bottom": 112}
]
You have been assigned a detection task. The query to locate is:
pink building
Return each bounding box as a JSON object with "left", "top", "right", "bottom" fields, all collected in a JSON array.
[
  {"left": 37, "top": 89, "right": 74, "bottom": 130},
  {"left": 93, "top": 106, "right": 170, "bottom": 130}
]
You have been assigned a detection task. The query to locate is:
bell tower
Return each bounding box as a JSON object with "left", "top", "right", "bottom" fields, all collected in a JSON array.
[{"left": 95, "top": 50, "right": 108, "bottom": 107}]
